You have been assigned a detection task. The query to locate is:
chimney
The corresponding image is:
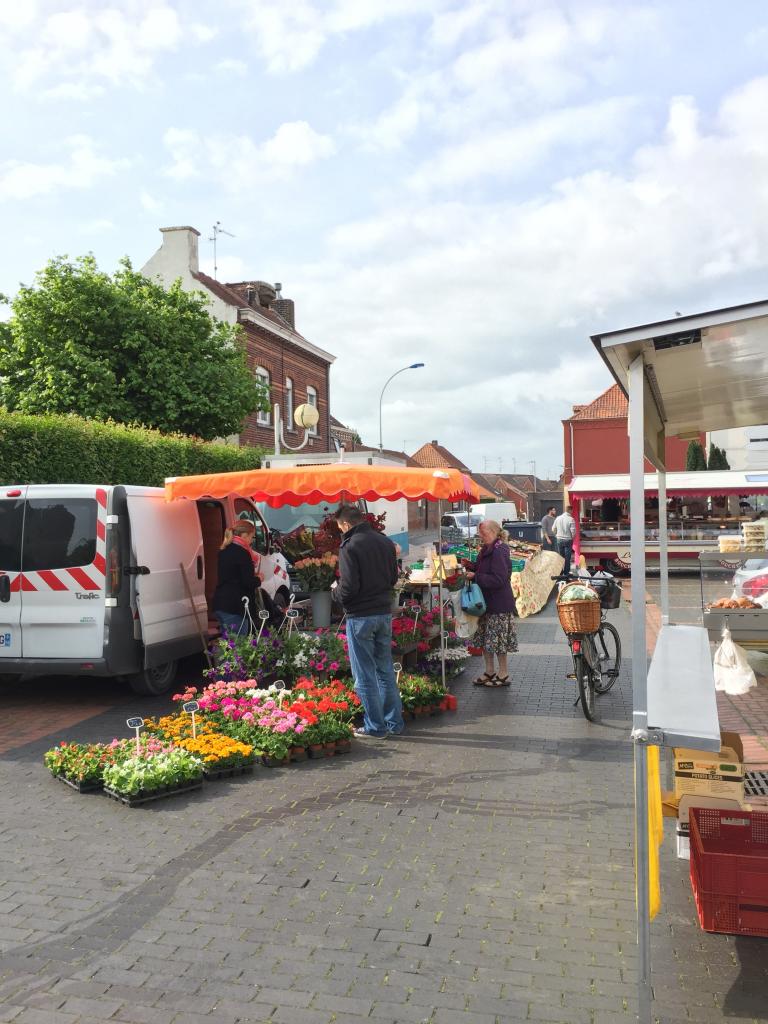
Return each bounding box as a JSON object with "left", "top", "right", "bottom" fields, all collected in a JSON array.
[
  {"left": 158, "top": 226, "right": 200, "bottom": 273},
  {"left": 274, "top": 296, "right": 295, "bottom": 329},
  {"left": 245, "top": 285, "right": 256, "bottom": 307},
  {"left": 431, "top": 440, "right": 438, "bottom": 446}
]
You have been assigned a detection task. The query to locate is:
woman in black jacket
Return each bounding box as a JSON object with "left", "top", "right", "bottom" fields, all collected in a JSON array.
[{"left": 212, "top": 521, "right": 274, "bottom": 634}]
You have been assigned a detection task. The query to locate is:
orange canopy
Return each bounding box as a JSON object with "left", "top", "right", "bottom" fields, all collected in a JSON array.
[{"left": 165, "top": 464, "right": 479, "bottom": 508}]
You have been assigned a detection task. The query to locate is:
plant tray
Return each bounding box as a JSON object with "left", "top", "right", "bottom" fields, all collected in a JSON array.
[
  {"left": 55, "top": 774, "right": 103, "bottom": 794},
  {"left": 203, "top": 763, "right": 256, "bottom": 781},
  {"left": 103, "top": 779, "right": 204, "bottom": 807}
]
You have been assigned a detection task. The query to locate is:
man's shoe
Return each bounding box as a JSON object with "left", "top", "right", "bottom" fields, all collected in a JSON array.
[{"left": 353, "top": 727, "right": 389, "bottom": 739}]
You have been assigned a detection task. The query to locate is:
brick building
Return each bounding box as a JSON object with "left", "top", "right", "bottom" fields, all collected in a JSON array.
[
  {"left": 562, "top": 383, "right": 697, "bottom": 486},
  {"left": 142, "top": 226, "right": 335, "bottom": 450}
]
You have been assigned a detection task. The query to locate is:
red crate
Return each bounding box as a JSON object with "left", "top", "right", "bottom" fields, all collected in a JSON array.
[{"left": 689, "top": 807, "right": 768, "bottom": 936}]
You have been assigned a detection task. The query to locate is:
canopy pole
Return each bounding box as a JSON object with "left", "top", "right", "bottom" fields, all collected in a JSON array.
[
  {"left": 657, "top": 468, "right": 669, "bottom": 624},
  {"left": 437, "top": 499, "right": 446, "bottom": 691},
  {"left": 628, "top": 354, "right": 652, "bottom": 1024}
]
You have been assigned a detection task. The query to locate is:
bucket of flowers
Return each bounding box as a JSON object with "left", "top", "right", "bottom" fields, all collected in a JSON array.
[{"left": 391, "top": 614, "right": 425, "bottom": 654}]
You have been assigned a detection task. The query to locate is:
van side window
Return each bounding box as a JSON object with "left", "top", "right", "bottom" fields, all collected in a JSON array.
[
  {"left": 234, "top": 499, "right": 268, "bottom": 554},
  {"left": 22, "top": 500, "right": 97, "bottom": 570},
  {"left": 0, "top": 499, "right": 24, "bottom": 571}
]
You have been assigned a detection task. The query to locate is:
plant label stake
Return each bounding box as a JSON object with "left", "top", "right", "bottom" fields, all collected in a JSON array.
[
  {"left": 126, "top": 717, "right": 145, "bottom": 757},
  {"left": 286, "top": 608, "right": 300, "bottom": 637},
  {"left": 273, "top": 680, "right": 286, "bottom": 706},
  {"left": 256, "top": 609, "right": 270, "bottom": 643},
  {"left": 280, "top": 593, "right": 296, "bottom": 634},
  {"left": 183, "top": 700, "right": 200, "bottom": 739},
  {"left": 335, "top": 612, "right": 346, "bottom": 636},
  {"left": 393, "top": 661, "right": 402, "bottom": 687}
]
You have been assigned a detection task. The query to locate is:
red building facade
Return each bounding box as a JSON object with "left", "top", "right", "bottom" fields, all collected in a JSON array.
[{"left": 563, "top": 384, "right": 699, "bottom": 486}]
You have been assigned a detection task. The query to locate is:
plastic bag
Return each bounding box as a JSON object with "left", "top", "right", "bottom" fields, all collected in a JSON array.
[
  {"left": 713, "top": 626, "right": 757, "bottom": 695},
  {"left": 448, "top": 591, "right": 478, "bottom": 638}
]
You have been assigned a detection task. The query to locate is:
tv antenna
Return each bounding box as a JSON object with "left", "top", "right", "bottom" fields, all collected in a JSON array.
[{"left": 209, "top": 221, "right": 235, "bottom": 280}]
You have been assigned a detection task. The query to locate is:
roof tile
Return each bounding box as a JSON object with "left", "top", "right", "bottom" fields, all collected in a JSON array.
[{"left": 568, "top": 384, "right": 627, "bottom": 421}]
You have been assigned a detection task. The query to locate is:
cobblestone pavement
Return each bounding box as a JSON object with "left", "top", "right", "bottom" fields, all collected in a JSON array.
[{"left": 0, "top": 595, "right": 766, "bottom": 1024}]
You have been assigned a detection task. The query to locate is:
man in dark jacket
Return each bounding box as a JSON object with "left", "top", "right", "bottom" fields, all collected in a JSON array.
[{"left": 336, "top": 504, "right": 404, "bottom": 738}]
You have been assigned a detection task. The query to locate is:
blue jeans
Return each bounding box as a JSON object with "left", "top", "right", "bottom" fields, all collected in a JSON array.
[
  {"left": 346, "top": 614, "right": 404, "bottom": 736},
  {"left": 215, "top": 610, "right": 249, "bottom": 636},
  {"left": 557, "top": 539, "right": 574, "bottom": 577}
]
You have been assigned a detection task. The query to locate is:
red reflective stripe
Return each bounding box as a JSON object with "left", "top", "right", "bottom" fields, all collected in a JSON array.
[
  {"left": 37, "top": 570, "right": 68, "bottom": 591},
  {"left": 96, "top": 488, "right": 107, "bottom": 508},
  {"left": 93, "top": 552, "right": 106, "bottom": 575},
  {"left": 9, "top": 576, "right": 20, "bottom": 593},
  {"left": 67, "top": 567, "right": 100, "bottom": 590},
  {"left": 96, "top": 520, "right": 106, "bottom": 541},
  {"left": 19, "top": 574, "right": 37, "bottom": 592}
]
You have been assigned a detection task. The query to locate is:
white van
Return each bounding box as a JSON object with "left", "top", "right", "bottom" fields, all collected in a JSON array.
[
  {"left": 0, "top": 485, "right": 290, "bottom": 694},
  {"left": 470, "top": 502, "right": 519, "bottom": 524},
  {"left": 440, "top": 511, "right": 484, "bottom": 539}
]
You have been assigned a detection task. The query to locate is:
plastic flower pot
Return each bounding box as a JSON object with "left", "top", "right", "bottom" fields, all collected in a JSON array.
[
  {"left": 308, "top": 743, "right": 325, "bottom": 759},
  {"left": 290, "top": 746, "right": 308, "bottom": 762},
  {"left": 323, "top": 741, "right": 337, "bottom": 757},
  {"left": 335, "top": 738, "right": 352, "bottom": 754}
]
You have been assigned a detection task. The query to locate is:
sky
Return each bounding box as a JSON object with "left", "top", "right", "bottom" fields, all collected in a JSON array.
[{"left": 2, "top": 1, "right": 768, "bottom": 480}]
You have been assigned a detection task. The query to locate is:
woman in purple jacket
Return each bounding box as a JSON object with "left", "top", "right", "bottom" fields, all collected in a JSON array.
[{"left": 466, "top": 520, "right": 518, "bottom": 687}]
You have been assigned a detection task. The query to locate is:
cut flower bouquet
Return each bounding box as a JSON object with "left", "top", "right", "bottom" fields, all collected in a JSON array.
[{"left": 292, "top": 552, "right": 339, "bottom": 591}]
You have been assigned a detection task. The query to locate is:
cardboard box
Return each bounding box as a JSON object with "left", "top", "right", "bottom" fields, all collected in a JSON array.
[{"left": 673, "top": 731, "right": 744, "bottom": 803}]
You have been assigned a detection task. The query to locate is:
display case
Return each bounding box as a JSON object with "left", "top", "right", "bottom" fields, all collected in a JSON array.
[{"left": 699, "top": 550, "right": 768, "bottom": 648}]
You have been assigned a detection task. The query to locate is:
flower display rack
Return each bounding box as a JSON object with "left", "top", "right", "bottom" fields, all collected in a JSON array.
[
  {"left": 103, "top": 779, "right": 204, "bottom": 807},
  {"left": 55, "top": 774, "right": 103, "bottom": 794}
]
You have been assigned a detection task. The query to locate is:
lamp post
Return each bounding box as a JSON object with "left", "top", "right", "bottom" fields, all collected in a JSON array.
[{"left": 378, "top": 363, "right": 425, "bottom": 451}]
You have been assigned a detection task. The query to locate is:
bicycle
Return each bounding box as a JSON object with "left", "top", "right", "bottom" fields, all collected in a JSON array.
[{"left": 552, "top": 573, "right": 622, "bottom": 722}]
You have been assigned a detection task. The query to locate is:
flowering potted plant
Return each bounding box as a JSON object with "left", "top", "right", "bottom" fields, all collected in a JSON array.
[
  {"left": 43, "top": 740, "right": 132, "bottom": 792},
  {"left": 293, "top": 553, "right": 339, "bottom": 627},
  {"left": 176, "top": 734, "right": 256, "bottom": 778},
  {"left": 102, "top": 748, "right": 204, "bottom": 805},
  {"left": 292, "top": 553, "right": 339, "bottom": 591}
]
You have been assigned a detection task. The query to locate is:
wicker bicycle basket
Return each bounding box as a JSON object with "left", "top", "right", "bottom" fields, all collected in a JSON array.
[{"left": 556, "top": 585, "right": 601, "bottom": 634}]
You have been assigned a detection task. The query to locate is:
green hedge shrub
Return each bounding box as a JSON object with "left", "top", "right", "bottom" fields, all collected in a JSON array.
[{"left": 0, "top": 410, "right": 263, "bottom": 487}]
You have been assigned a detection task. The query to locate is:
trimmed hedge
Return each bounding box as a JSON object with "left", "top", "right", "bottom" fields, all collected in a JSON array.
[{"left": 0, "top": 411, "right": 264, "bottom": 487}]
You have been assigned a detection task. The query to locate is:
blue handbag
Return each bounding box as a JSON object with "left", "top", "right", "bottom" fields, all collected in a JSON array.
[{"left": 460, "top": 581, "right": 486, "bottom": 616}]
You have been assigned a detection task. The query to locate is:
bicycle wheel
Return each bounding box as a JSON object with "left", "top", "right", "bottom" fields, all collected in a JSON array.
[
  {"left": 594, "top": 621, "right": 621, "bottom": 693},
  {"left": 575, "top": 637, "right": 598, "bottom": 722}
]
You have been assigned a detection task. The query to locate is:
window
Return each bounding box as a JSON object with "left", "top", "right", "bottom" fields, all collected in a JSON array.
[
  {"left": 234, "top": 498, "right": 268, "bottom": 554},
  {"left": 285, "top": 377, "right": 294, "bottom": 431},
  {"left": 306, "top": 385, "right": 318, "bottom": 435},
  {"left": 0, "top": 499, "right": 23, "bottom": 571},
  {"left": 255, "top": 367, "right": 271, "bottom": 426},
  {"left": 22, "top": 499, "right": 97, "bottom": 571}
]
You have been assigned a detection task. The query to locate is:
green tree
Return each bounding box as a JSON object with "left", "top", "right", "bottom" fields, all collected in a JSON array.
[
  {"left": 0, "top": 255, "right": 267, "bottom": 440},
  {"left": 686, "top": 439, "right": 707, "bottom": 471},
  {"left": 707, "top": 443, "right": 730, "bottom": 470}
]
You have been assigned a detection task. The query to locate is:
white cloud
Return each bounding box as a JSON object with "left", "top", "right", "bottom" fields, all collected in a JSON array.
[
  {"left": 238, "top": 0, "right": 447, "bottom": 73},
  {"left": 163, "top": 120, "right": 335, "bottom": 186},
  {"left": 216, "top": 58, "right": 248, "bottom": 75},
  {"left": 140, "top": 189, "right": 164, "bottom": 213},
  {"left": 408, "top": 96, "right": 639, "bottom": 190},
  {"left": 290, "top": 76, "right": 768, "bottom": 468},
  {"left": 4, "top": 2, "right": 204, "bottom": 95},
  {"left": 0, "top": 136, "right": 126, "bottom": 201}
]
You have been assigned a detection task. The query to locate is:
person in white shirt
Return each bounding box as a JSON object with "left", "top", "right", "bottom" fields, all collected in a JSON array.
[{"left": 551, "top": 505, "right": 577, "bottom": 576}]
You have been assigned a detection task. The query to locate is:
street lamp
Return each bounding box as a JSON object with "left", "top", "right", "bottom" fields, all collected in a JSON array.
[
  {"left": 273, "top": 401, "right": 320, "bottom": 455},
  {"left": 378, "top": 363, "right": 425, "bottom": 451}
]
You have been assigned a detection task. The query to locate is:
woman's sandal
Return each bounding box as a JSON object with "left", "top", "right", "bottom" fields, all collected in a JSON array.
[
  {"left": 473, "top": 672, "right": 497, "bottom": 686},
  {"left": 484, "top": 675, "right": 511, "bottom": 687}
]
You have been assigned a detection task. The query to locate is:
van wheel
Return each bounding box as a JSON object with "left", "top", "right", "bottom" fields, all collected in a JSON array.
[
  {"left": 274, "top": 587, "right": 291, "bottom": 611},
  {"left": 128, "top": 660, "right": 178, "bottom": 696}
]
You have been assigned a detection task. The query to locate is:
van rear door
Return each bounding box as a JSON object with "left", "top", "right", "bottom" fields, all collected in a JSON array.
[
  {"left": 125, "top": 492, "right": 205, "bottom": 656},
  {"left": 20, "top": 486, "right": 106, "bottom": 659},
  {"left": 0, "top": 490, "right": 26, "bottom": 659}
]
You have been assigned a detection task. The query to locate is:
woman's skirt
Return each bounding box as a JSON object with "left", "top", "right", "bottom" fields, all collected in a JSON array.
[{"left": 473, "top": 611, "right": 518, "bottom": 654}]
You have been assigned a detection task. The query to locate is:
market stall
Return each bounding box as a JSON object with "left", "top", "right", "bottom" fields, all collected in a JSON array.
[
  {"left": 166, "top": 463, "right": 480, "bottom": 689},
  {"left": 591, "top": 298, "right": 768, "bottom": 1023},
  {"left": 568, "top": 470, "right": 768, "bottom": 570}
]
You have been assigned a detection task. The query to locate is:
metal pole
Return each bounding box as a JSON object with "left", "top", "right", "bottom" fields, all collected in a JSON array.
[
  {"left": 628, "top": 354, "right": 651, "bottom": 1024},
  {"left": 657, "top": 468, "right": 669, "bottom": 625},
  {"left": 437, "top": 499, "right": 446, "bottom": 691}
]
